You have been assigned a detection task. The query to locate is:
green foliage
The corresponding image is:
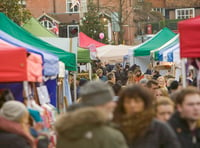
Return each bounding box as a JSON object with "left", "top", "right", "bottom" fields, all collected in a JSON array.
[
  {"left": 0, "top": 0, "right": 31, "bottom": 25},
  {"left": 151, "top": 19, "right": 182, "bottom": 33},
  {"left": 80, "top": 2, "right": 108, "bottom": 44},
  {"left": 160, "top": 19, "right": 182, "bottom": 30}
]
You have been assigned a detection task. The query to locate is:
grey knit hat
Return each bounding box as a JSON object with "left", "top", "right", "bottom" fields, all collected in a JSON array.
[
  {"left": 0, "top": 100, "right": 27, "bottom": 122},
  {"left": 80, "top": 80, "right": 115, "bottom": 106}
]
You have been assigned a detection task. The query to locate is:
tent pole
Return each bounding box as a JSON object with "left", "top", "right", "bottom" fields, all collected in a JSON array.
[
  {"left": 88, "top": 63, "right": 92, "bottom": 80},
  {"left": 181, "top": 58, "right": 186, "bottom": 88},
  {"left": 73, "top": 72, "right": 77, "bottom": 102},
  {"left": 23, "top": 81, "right": 30, "bottom": 107}
]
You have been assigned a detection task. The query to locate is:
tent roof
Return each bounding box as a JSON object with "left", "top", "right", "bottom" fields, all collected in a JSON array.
[
  {"left": 134, "top": 28, "right": 176, "bottom": 57},
  {"left": 178, "top": 16, "right": 200, "bottom": 58},
  {"left": 79, "top": 32, "right": 106, "bottom": 48},
  {"left": 151, "top": 35, "right": 179, "bottom": 61},
  {"left": 0, "top": 13, "right": 76, "bottom": 71},
  {"left": 0, "top": 30, "right": 59, "bottom": 76},
  {"left": 96, "top": 45, "right": 133, "bottom": 64},
  {"left": 77, "top": 47, "right": 91, "bottom": 63},
  {"left": 22, "top": 17, "right": 57, "bottom": 37},
  {"left": 0, "top": 39, "right": 27, "bottom": 82},
  {"left": 0, "top": 39, "right": 43, "bottom": 82}
]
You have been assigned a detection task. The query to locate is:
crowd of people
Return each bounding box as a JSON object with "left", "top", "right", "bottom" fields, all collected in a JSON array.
[
  {"left": 66, "top": 61, "right": 200, "bottom": 148},
  {"left": 0, "top": 61, "right": 199, "bottom": 148}
]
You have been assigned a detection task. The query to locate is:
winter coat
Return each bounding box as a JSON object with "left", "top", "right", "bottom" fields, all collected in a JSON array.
[
  {"left": 114, "top": 109, "right": 180, "bottom": 148},
  {"left": 129, "top": 119, "right": 180, "bottom": 148},
  {"left": 55, "top": 107, "right": 128, "bottom": 148},
  {"left": 0, "top": 116, "right": 36, "bottom": 148},
  {"left": 168, "top": 111, "right": 200, "bottom": 148}
]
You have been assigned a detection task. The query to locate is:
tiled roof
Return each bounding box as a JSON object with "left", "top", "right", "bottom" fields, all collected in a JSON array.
[{"left": 47, "top": 13, "right": 80, "bottom": 24}]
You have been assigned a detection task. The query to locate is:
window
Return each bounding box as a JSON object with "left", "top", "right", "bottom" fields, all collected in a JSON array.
[
  {"left": 66, "top": 0, "right": 80, "bottom": 13},
  {"left": 67, "top": 25, "right": 79, "bottom": 38},
  {"left": 40, "top": 20, "right": 54, "bottom": 30},
  {"left": 175, "top": 8, "right": 195, "bottom": 19},
  {"left": 152, "top": 8, "right": 165, "bottom": 16}
]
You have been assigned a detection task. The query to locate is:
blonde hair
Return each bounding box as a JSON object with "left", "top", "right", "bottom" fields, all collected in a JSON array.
[
  {"left": 155, "top": 87, "right": 169, "bottom": 97},
  {"left": 155, "top": 96, "right": 174, "bottom": 111},
  {"left": 126, "top": 71, "right": 135, "bottom": 85},
  {"left": 96, "top": 69, "right": 103, "bottom": 75}
]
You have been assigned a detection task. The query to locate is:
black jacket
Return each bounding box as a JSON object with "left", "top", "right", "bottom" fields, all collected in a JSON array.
[
  {"left": 130, "top": 119, "right": 181, "bottom": 148},
  {"left": 168, "top": 112, "right": 200, "bottom": 148},
  {"left": 0, "top": 131, "right": 31, "bottom": 148}
]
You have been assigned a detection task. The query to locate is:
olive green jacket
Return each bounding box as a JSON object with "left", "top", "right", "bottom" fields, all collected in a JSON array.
[{"left": 55, "top": 107, "right": 128, "bottom": 148}]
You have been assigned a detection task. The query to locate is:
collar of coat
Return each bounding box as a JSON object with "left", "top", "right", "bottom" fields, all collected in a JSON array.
[
  {"left": 0, "top": 116, "right": 36, "bottom": 148},
  {"left": 169, "top": 111, "right": 200, "bottom": 133},
  {"left": 114, "top": 108, "right": 155, "bottom": 143},
  {"left": 54, "top": 107, "right": 110, "bottom": 139}
]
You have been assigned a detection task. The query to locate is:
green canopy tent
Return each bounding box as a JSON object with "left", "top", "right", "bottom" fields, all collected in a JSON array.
[
  {"left": 22, "top": 17, "right": 90, "bottom": 64},
  {"left": 22, "top": 17, "right": 57, "bottom": 37},
  {"left": 134, "top": 28, "right": 176, "bottom": 57},
  {"left": 0, "top": 13, "right": 76, "bottom": 71},
  {"left": 77, "top": 47, "right": 91, "bottom": 63}
]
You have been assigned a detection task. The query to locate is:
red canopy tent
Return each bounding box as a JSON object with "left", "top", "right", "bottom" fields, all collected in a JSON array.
[
  {"left": 0, "top": 39, "right": 42, "bottom": 82},
  {"left": 178, "top": 16, "right": 200, "bottom": 58},
  {"left": 79, "top": 32, "right": 106, "bottom": 48}
]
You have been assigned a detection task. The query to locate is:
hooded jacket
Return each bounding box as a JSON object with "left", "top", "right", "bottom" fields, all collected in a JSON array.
[
  {"left": 0, "top": 116, "right": 36, "bottom": 148},
  {"left": 168, "top": 111, "right": 200, "bottom": 148},
  {"left": 55, "top": 107, "right": 128, "bottom": 148}
]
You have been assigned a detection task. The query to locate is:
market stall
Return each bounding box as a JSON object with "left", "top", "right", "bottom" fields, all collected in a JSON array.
[{"left": 179, "top": 16, "right": 200, "bottom": 88}]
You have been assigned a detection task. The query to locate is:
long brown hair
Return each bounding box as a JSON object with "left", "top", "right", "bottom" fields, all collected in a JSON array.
[
  {"left": 114, "top": 84, "right": 155, "bottom": 143},
  {"left": 115, "top": 84, "right": 154, "bottom": 114}
]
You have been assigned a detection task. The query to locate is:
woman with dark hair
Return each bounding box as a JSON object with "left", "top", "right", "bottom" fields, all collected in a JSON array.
[{"left": 113, "top": 84, "right": 180, "bottom": 148}]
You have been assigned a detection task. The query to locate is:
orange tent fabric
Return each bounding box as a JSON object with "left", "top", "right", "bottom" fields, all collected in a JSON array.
[
  {"left": 0, "top": 40, "right": 27, "bottom": 82},
  {"left": 0, "top": 39, "right": 42, "bottom": 82}
]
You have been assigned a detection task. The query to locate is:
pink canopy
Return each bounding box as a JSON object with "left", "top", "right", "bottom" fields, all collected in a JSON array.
[{"left": 79, "top": 32, "right": 106, "bottom": 48}]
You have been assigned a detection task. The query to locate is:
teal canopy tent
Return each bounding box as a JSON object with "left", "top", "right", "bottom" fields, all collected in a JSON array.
[{"left": 134, "top": 28, "right": 176, "bottom": 57}]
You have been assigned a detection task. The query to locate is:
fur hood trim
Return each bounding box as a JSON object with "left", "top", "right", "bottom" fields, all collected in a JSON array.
[
  {"left": 114, "top": 108, "right": 155, "bottom": 143},
  {"left": 54, "top": 107, "right": 109, "bottom": 139}
]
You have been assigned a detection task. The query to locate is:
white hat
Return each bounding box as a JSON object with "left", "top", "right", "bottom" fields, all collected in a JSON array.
[{"left": 0, "top": 100, "right": 27, "bottom": 122}]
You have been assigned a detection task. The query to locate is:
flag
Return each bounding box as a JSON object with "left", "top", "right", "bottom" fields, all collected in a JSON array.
[
  {"left": 52, "top": 22, "right": 59, "bottom": 35},
  {"left": 88, "top": 44, "right": 97, "bottom": 60}
]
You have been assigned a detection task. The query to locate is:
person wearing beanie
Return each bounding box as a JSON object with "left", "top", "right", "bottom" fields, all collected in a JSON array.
[
  {"left": 55, "top": 80, "right": 128, "bottom": 148},
  {"left": 0, "top": 100, "right": 36, "bottom": 148}
]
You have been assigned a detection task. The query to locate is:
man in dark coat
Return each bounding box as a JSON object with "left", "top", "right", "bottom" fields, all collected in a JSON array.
[
  {"left": 169, "top": 87, "right": 200, "bottom": 148},
  {"left": 55, "top": 80, "right": 128, "bottom": 148}
]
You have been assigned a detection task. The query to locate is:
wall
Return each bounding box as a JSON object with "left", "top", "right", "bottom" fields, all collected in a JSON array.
[
  {"left": 146, "top": 0, "right": 165, "bottom": 8},
  {"left": 26, "top": 0, "right": 66, "bottom": 17}
]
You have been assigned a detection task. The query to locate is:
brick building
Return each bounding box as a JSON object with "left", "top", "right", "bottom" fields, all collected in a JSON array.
[
  {"left": 142, "top": 0, "right": 200, "bottom": 32},
  {"left": 25, "top": 0, "right": 135, "bottom": 45},
  {"left": 92, "top": 0, "right": 135, "bottom": 45},
  {"left": 26, "top": 0, "right": 80, "bottom": 37},
  {"left": 25, "top": 0, "right": 200, "bottom": 44}
]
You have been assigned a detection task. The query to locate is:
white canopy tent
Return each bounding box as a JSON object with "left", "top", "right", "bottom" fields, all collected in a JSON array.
[{"left": 96, "top": 44, "right": 134, "bottom": 64}]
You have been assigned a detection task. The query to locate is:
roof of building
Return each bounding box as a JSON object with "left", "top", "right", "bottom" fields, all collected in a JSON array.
[
  {"left": 166, "top": 0, "right": 200, "bottom": 8},
  {"left": 47, "top": 13, "right": 80, "bottom": 24}
]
